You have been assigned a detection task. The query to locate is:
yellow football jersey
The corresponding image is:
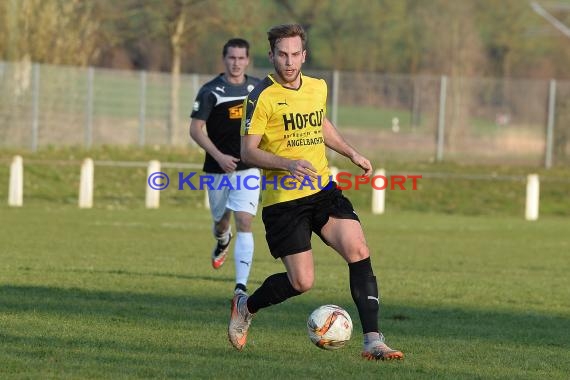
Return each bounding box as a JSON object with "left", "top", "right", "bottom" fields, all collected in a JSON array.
[{"left": 241, "top": 73, "right": 332, "bottom": 206}]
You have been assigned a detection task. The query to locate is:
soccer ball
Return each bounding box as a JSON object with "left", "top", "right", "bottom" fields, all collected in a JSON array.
[{"left": 307, "top": 304, "right": 353, "bottom": 350}]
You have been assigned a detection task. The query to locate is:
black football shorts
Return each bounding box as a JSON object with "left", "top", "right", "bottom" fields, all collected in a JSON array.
[{"left": 261, "top": 183, "right": 360, "bottom": 259}]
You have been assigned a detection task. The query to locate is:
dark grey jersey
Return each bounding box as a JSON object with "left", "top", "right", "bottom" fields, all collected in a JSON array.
[{"left": 191, "top": 74, "right": 260, "bottom": 173}]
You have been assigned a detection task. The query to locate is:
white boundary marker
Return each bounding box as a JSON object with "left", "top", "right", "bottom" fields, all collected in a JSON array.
[
  {"left": 330, "top": 166, "right": 339, "bottom": 180},
  {"left": 525, "top": 174, "right": 540, "bottom": 221},
  {"left": 78, "top": 158, "right": 94, "bottom": 208},
  {"left": 146, "top": 160, "right": 161, "bottom": 209},
  {"left": 204, "top": 188, "right": 210, "bottom": 209},
  {"left": 8, "top": 155, "right": 23, "bottom": 207},
  {"left": 371, "top": 169, "right": 386, "bottom": 215},
  {"left": 3, "top": 158, "right": 551, "bottom": 219}
]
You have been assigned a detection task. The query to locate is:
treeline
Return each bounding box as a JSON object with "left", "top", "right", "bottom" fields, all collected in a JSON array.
[{"left": 1, "top": 0, "right": 570, "bottom": 79}]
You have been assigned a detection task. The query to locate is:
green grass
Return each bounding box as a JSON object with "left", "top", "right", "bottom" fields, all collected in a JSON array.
[
  {"left": 0, "top": 207, "right": 569, "bottom": 379},
  {"left": 338, "top": 105, "right": 416, "bottom": 130},
  {"left": 2, "top": 146, "right": 570, "bottom": 217},
  {"left": 337, "top": 104, "right": 503, "bottom": 133}
]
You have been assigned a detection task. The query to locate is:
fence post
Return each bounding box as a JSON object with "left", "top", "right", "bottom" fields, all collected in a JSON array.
[
  {"left": 31, "top": 63, "right": 40, "bottom": 152},
  {"left": 545, "top": 79, "right": 556, "bottom": 169},
  {"left": 139, "top": 70, "right": 147, "bottom": 147},
  {"left": 372, "top": 169, "right": 386, "bottom": 215},
  {"left": 525, "top": 174, "right": 540, "bottom": 221},
  {"left": 331, "top": 70, "right": 339, "bottom": 127},
  {"left": 146, "top": 160, "right": 161, "bottom": 209},
  {"left": 436, "top": 75, "right": 447, "bottom": 162},
  {"left": 78, "top": 158, "right": 94, "bottom": 208},
  {"left": 85, "top": 67, "right": 94, "bottom": 149},
  {"left": 189, "top": 73, "right": 200, "bottom": 147},
  {"left": 8, "top": 155, "right": 23, "bottom": 207}
]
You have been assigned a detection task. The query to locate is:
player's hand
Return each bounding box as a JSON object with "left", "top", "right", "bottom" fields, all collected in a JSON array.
[
  {"left": 217, "top": 155, "right": 240, "bottom": 173},
  {"left": 287, "top": 159, "right": 318, "bottom": 182},
  {"left": 350, "top": 153, "right": 372, "bottom": 177}
]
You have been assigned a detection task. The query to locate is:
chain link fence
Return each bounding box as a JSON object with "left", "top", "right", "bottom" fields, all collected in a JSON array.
[{"left": 1, "top": 60, "right": 569, "bottom": 167}]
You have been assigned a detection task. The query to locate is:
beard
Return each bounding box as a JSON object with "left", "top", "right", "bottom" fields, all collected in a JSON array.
[{"left": 274, "top": 63, "right": 300, "bottom": 86}]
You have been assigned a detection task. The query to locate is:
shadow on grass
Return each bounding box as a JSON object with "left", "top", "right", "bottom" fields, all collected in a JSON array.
[
  {"left": 59, "top": 267, "right": 235, "bottom": 284},
  {"left": 2, "top": 283, "right": 569, "bottom": 379},
  {"left": 0, "top": 284, "right": 217, "bottom": 323},
  {"left": 1, "top": 283, "right": 568, "bottom": 347}
]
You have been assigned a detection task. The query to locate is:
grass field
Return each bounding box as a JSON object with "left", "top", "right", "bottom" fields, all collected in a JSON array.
[
  {"left": 1, "top": 206, "right": 569, "bottom": 379},
  {"left": 1, "top": 146, "right": 570, "bottom": 217}
]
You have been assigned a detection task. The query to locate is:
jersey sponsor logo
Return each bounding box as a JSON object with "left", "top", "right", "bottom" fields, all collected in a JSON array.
[
  {"left": 215, "top": 86, "right": 225, "bottom": 93},
  {"left": 282, "top": 109, "right": 324, "bottom": 131},
  {"left": 193, "top": 101, "right": 200, "bottom": 112},
  {"left": 228, "top": 104, "right": 243, "bottom": 119},
  {"left": 286, "top": 136, "right": 324, "bottom": 147}
]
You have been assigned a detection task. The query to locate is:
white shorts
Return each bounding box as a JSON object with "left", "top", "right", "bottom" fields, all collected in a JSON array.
[{"left": 207, "top": 168, "right": 261, "bottom": 222}]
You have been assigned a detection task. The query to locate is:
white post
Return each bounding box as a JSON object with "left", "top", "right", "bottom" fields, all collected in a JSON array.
[
  {"left": 525, "top": 174, "right": 540, "bottom": 221},
  {"left": 78, "top": 158, "right": 94, "bottom": 209},
  {"left": 330, "top": 166, "right": 339, "bottom": 183},
  {"left": 8, "top": 155, "right": 23, "bottom": 207},
  {"left": 372, "top": 169, "right": 386, "bottom": 215},
  {"left": 146, "top": 160, "right": 161, "bottom": 209},
  {"left": 204, "top": 188, "right": 210, "bottom": 209}
]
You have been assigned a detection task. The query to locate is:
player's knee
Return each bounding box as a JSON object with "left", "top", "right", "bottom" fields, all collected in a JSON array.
[
  {"left": 235, "top": 213, "right": 253, "bottom": 232},
  {"left": 213, "top": 220, "right": 231, "bottom": 236},
  {"left": 291, "top": 277, "right": 313, "bottom": 293},
  {"left": 350, "top": 244, "right": 370, "bottom": 262}
]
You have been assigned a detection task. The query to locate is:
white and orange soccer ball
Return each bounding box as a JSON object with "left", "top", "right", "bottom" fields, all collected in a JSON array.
[{"left": 307, "top": 304, "right": 353, "bottom": 350}]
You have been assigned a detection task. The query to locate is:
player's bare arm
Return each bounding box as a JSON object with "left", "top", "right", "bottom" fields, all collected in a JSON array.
[
  {"left": 322, "top": 118, "right": 372, "bottom": 177},
  {"left": 241, "top": 134, "right": 317, "bottom": 181},
  {"left": 190, "top": 119, "right": 239, "bottom": 173}
]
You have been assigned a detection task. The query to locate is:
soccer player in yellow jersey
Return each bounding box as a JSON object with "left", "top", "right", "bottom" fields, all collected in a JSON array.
[{"left": 228, "top": 24, "right": 403, "bottom": 361}]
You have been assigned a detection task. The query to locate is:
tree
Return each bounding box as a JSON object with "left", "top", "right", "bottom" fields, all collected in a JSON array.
[
  {"left": 273, "top": 0, "right": 327, "bottom": 66},
  {"left": 411, "top": 1, "right": 485, "bottom": 150},
  {"left": 120, "top": 0, "right": 212, "bottom": 145},
  {"left": 0, "top": 0, "right": 103, "bottom": 65}
]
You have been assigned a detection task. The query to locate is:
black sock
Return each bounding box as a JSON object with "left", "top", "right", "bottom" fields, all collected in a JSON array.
[
  {"left": 348, "top": 257, "right": 380, "bottom": 334},
  {"left": 247, "top": 272, "right": 302, "bottom": 314}
]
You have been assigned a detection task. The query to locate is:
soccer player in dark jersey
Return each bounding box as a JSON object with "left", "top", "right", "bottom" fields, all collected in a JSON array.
[
  {"left": 189, "top": 38, "right": 260, "bottom": 295},
  {"left": 228, "top": 25, "right": 404, "bottom": 361}
]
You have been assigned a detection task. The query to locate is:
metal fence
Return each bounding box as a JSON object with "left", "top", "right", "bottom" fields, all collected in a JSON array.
[{"left": 1, "top": 60, "right": 569, "bottom": 167}]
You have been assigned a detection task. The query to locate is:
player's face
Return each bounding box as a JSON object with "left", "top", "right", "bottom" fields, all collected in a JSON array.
[
  {"left": 224, "top": 47, "right": 249, "bottom": 81},
  {"left": 269, "top": 36, "right": 306, "bottom": 89}
]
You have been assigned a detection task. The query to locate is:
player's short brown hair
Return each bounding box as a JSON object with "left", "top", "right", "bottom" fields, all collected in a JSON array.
[{"left": 267, "top": 24, "right": 307, "bottom": 53}]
